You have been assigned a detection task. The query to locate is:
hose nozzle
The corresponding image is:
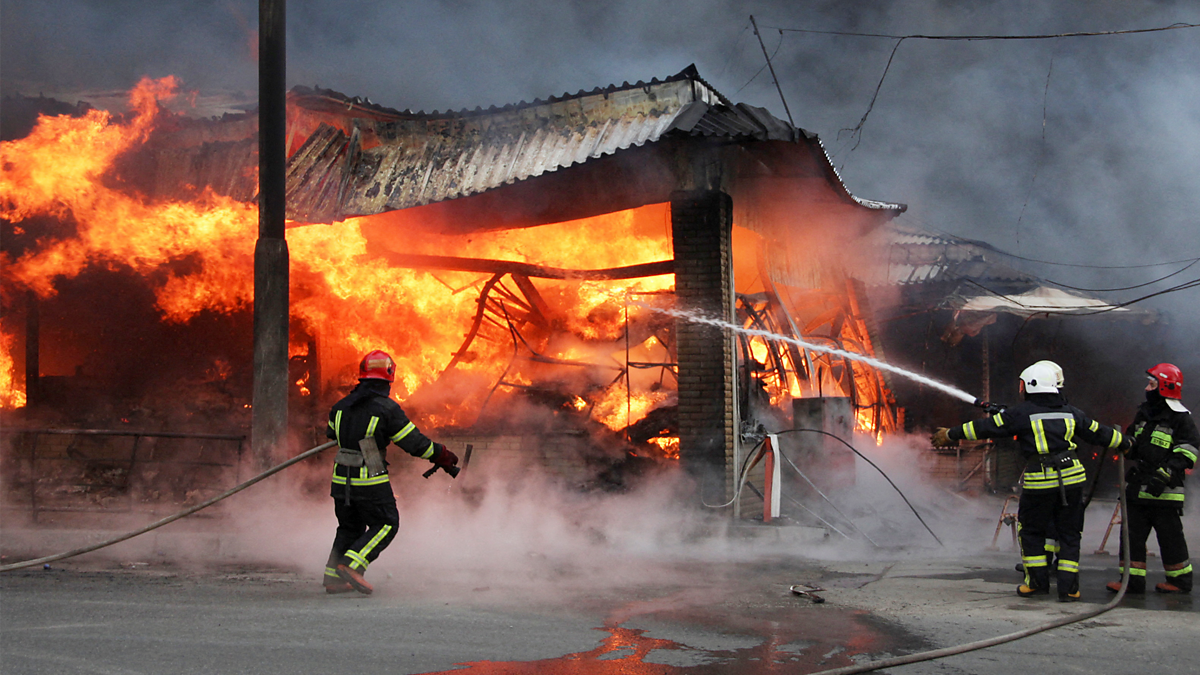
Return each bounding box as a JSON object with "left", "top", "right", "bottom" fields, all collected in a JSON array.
[{"left": 974, "top": 398, "right": 1006, "bottom": 415}]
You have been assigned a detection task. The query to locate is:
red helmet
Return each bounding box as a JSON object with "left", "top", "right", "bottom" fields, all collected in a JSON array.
[
  {"left": 1147, "top": 363, "right": 1183, "bottom": 399},
  {"left": 359, "top": 350, "right": 396, "bottom": 382}
]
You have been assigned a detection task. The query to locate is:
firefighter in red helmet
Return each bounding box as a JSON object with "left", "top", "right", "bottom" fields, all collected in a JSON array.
[
  {"left": 322, "top": 350, "right": 458, "bottom": 595},
  {"left": 1106, "top": 363, "right": 1198, "bottom": 595}
]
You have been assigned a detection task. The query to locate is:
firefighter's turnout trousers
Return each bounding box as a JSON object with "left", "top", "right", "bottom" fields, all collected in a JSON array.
[
  {"left": 324, "top": 465, "right": 399, "bottom": 589},
  {"left": 1117, "top": 500, "right": 1192, "bottom": 593},
  {"left": 1019, "top": 484, "right": 1085, "bottom": 593}
]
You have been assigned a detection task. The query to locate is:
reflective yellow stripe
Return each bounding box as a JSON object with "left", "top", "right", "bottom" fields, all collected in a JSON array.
[
  {"left": 324, "top": 566, "right": 341, "bottom": 579},
  {"left": 1089, "top": 420, "right": 1099, "bottom": 432},
  {"left": 1032, "top": 419, "right": 1049, "bottom": 455},
  {"left": 357, "top": 524, "right": 393, "bottom": 561},
  {"left": 1138, "top": 489, "right": 1184, "bottom": 502},
  {"left": 366, "top": 416, "right": 379, "bottom": 437},
  {"left": 1108, "top": 430, "right": 1124, "bottom": 449},
  {"left": 962, "top": 421, "right": 977, "bottom": 441},
  {"left": 1150, "top": 430, "right": 1173, "bottom": 448},
  {"left": 1064, "top": 417, "right": 1076, "bottom": 451},
  {"left": 1023, "top": 460, "right": 1087, "bottom": 489},
  {"left": 331, "top": 467, "right": 390, "bottom": 486},
  {"left": 1023, "top": 555, "right": 1048, "bottom": 566},
  {"left": 420, "top": 441, "right": 435, "bottom": 459},
  {"left": 1058, "top": 560, "right": 1080, "bottom": 573},
  {"left": 1119, "top": 566, "right": 1148, "bottom": 577},
  {"left": 345, "top": 550, "right": 368, "bottom": 570},
  {"left": 334, "top": 410, "right": 343, "bottom": 446},
  {"left": 1176, "top": 444, "right": 1198, "bottom": 464},
  {"left": 992, "top": 413, "right": 1005, "bottom": 427},
  {"left": 1166, "top": 564, "right": 1193, "bottom": 577},
  {"left": 391, "top": 422, "right": 415, "bottom": 443}
]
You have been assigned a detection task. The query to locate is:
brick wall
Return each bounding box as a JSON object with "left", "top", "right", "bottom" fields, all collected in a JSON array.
[{"left": 670, "top": 190, "right": 735, "bottom": 504}]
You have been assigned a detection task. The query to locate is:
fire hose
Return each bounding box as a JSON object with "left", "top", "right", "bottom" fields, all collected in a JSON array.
[
  {"left": 0, "top": 440, "right": 339, "bottom": 573},
  {"left": 805, "top": 453, "right": 1134, "bottom": 675}
]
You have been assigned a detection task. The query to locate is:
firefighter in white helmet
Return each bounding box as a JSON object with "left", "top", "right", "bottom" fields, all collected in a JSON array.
[
  {"left": 1105, "top": 363, "right": 1198, "bottom": 594},
  {"left": 932, "top": 361, "right": 1129, "bottom": 601},
  {"left": 322, "top": 350, "right": 458, "bottom": 595}
]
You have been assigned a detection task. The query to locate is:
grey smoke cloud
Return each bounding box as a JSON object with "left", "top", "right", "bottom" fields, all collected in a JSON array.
[{"left": 2, "top": 0, "right": 1197, "bottom": 331}]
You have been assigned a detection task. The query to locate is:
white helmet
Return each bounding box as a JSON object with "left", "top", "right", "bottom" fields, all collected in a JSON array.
[
  {"left": 1032, "top": 360, "right": 1064, "bottom": 388},
  {"left": 1020, "top": 362, "right": 1060, "bottom": 394}
]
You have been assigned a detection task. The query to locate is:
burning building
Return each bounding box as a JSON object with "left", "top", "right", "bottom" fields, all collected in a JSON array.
[{"left": 1, "top": 66, "right": 906, "bottom": 517}]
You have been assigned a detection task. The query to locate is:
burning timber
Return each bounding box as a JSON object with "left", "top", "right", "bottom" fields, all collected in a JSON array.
[{"left": 2, "top": 65, "right": 920, "bottom": 519}]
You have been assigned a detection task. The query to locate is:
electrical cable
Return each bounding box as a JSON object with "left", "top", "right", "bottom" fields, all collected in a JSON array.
[
  {"left": 778, "top": 451, "right": 880, "bottom": 547},
  {"left": 806, "top": 454, "right": 1133, "bottom": 675},
  {"left": 775, "top": 428, "right": 944, "bottom": 546},
  {"left": 766, "top": 22, "right": 1200, "bottom": 41},
  {"left": 701, "top": 438, "right": 766, "bottom": 509},
  {"left": 0, "top": 440, "right": 338, "bottom": 573},
  {"left": 896, "top": 214, "right": 1200, "bottom": 270}
]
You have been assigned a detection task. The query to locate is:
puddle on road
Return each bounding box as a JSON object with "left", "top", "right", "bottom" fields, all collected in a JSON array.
[{"left": 422, "top": 608, "right": 908, "bottom": 674}]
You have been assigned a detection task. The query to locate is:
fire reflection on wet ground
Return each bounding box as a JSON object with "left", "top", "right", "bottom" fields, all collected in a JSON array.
[{"left": 424, "top": 605, "right": 909, "bottom": 674}]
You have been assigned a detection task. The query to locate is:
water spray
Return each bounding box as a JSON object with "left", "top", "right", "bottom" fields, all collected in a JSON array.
[{"left": 643, "top": 306, "right": 979, "bottom": 404}]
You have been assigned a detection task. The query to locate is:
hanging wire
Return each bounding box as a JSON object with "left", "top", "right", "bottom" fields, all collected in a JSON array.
[
  {"left": 775, "top": 429, "right": 944, "bottom": 546},
  {"left": 764, "top": 22, "right": 1200, "bottom": 41}
]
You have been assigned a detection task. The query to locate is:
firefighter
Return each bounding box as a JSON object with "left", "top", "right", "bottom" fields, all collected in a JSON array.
[
  {"left": 322, "top": 350, "right": 458, "bottom": 595},
  {"left": 932, "top": 361, "right": 1128, "bottom": 601},
  {"left": 1105, "top": 363, "right": 1198, "bottom": 595}
]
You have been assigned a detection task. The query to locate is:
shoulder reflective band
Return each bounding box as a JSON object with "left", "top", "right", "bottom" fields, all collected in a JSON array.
[{"left": 390, "top": 421, "right": 415, "bottom": 444}]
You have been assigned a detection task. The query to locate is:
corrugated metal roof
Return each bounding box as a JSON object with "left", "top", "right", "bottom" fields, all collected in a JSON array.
[{"left": 283, "top": 65, "right": 901, "bottom": 223}]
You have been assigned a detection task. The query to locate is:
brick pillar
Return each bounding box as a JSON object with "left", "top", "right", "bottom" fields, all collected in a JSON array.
[{"left": 671, "top": 190, "right": 735, "bottom": 506}]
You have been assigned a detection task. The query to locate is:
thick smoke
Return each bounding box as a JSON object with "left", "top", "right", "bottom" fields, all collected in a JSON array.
[
  {"left": 3, "top": 0, "right": 1198, "bottom": 569},
  {"left": 4, "top": 0, "right": 1196, "bottom": 339}
]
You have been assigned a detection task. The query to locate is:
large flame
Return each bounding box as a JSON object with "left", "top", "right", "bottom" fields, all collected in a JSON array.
[{"left": 0, "top": 77, "right": 675, "bottom": 428}]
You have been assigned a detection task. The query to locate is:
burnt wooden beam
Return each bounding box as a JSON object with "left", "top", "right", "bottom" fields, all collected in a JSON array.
[{"left": 377, "top": 253, "right": 673, "bottom": 281}]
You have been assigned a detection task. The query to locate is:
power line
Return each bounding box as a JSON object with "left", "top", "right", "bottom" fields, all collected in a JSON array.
[
  {"left": 898, "top": 215, "right": 1200, "bottom": 270},
  {"left": 1041, "top": 259, "right": 1199, "bottom": 293},
  {"left": 764, "top": 22, "right": 1200, "bottom": 41}
]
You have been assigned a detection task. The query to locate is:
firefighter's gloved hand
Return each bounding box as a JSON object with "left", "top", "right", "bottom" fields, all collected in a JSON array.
[
  {"left": 1145, "top": 468, "right": 1171, "bottom": 497},
  {"left": 930, "top": 427, "right": 954, "bottom": 448},
  {"left": 431, "top": 443, "right": 459, "bottom": 468},
  {"left": 1118, "top": 436, "right": 1133, "bottom": 455}
]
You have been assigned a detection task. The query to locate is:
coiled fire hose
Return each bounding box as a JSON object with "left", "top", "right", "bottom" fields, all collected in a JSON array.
[
  {"left": 0, "top": 440, "right": 337, "bottom": 573},
  {"left": 807, "top": 453, "right": 1134, "bottom": 675}
]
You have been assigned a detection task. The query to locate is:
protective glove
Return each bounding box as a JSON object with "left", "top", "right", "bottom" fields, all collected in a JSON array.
[
  {"left": 930, "top": 427, "right": 954, "bottom": 448},
  {"left": 430, "top": 443, "right": 459, "bottom": 468},
  {"left": 1144, "top": 467, "right": 1172, "bottom": 497},
  {"left": 1118, "top": 436, "right": 1133, "bottom": 455}
]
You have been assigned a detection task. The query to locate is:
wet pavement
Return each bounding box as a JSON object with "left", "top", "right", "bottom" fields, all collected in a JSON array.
[
  {"left": 4, "top": 491, "right": 1199, "bottom": 675},
  {"left": 3, "top": 545, "right": 1197, "bottom": 675}
]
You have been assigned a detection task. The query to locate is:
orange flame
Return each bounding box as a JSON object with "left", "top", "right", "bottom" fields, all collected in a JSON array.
[{"left": 0, "top": 77, "right": 676, "bottom": 424}]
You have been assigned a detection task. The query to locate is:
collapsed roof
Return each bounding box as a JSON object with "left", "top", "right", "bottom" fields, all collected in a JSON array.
[{"left": 867, "top": 222, "right": 1148, "bottom": 319}]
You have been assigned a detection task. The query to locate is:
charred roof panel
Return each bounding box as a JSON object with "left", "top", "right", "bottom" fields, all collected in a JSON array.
[{"left": 284, "top": 65, "right": 903, "bottom": 224}]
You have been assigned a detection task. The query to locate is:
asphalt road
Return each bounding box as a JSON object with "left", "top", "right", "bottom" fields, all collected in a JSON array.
[{"left": 2, "top": 545, "right": 1197, "bottom": 675}]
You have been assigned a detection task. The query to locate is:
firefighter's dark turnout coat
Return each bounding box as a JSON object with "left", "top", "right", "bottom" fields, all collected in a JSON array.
[
  {"left": 949, "top": 392, "right": 1125, "bottom": 593},
  {"left": 322, "top": 378, "right": 438, "bottom": 586},
  {"left": 1117, "top": 395, "right": 1198, "bottom": 590}
]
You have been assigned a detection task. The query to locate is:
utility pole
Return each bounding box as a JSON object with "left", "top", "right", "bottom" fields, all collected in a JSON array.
[{"left": 253, "top": 0, "right": 289, "bottom": 469}]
